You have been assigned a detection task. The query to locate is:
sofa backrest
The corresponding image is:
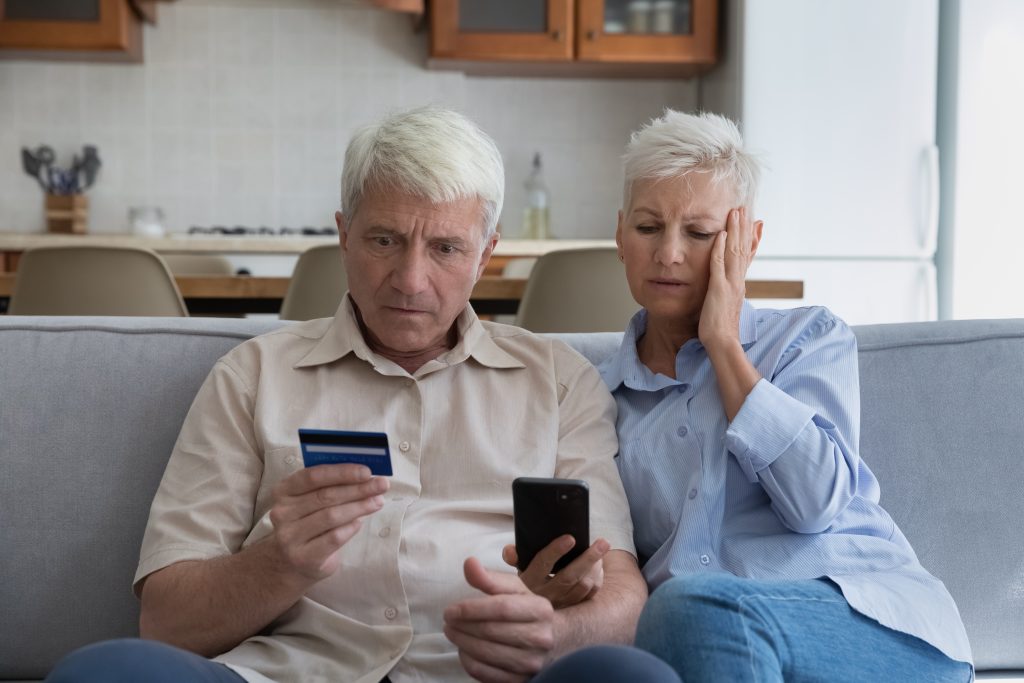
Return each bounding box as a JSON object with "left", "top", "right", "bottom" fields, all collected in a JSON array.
[{"left": 0, "top": 317, "right": 1022, "bottom": 678}]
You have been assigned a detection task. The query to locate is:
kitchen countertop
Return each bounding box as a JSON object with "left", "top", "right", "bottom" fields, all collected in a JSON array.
[{"left": 0, "top": 233, "right": 615, "bottom": 256}]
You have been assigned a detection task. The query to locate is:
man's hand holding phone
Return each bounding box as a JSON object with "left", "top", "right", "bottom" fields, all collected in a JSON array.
[{"left": 502, "top": 536, "right": 609, "bottom": 609}]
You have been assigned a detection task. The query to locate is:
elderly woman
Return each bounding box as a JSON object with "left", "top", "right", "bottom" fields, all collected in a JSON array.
[{"left": 565, "top": 109, "right": 973, "bottom": 681}]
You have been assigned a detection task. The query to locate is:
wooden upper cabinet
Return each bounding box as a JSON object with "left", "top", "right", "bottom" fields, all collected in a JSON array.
[
  {"left": 429, "top": 0, "right": 717, "bottom": 76},
  {"left": 576, "top": 0, "right": 716, "bottom": 66},
  {"left": 430, "top": 0, "right": 573, "bottom": 62},
  {"left": 0, "top": 0, "right": 149, "bottom": 62}
]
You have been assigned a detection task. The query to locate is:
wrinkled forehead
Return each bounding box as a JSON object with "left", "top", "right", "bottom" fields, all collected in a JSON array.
[
  {"left": 352, "top": 189, "right": 488, "bottom": 239},
  {"left": 626, "top": 173, "right": 738, "bottom": 216}
]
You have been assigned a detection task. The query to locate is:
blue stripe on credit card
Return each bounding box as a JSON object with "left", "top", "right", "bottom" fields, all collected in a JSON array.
[{"left": 298, "top": 429, "right": 393, "bottom": 476}]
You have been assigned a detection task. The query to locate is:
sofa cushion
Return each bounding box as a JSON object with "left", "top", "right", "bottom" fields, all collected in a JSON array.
[
  {"left": 854, "top": 318, "right": 1024, "bottom": 671},
  {"left": 0, "top": 317, "right": 284, "bottom": 680}
]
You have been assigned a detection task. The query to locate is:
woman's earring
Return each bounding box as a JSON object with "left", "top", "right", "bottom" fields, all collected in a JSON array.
[{"left": 618, "top": 252, "right": 624, "bottom": 262}]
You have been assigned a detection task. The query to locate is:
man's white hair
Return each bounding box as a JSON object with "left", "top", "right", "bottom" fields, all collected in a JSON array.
[
  {"left": 622, "top": 109, "right": 762, "bottom": 210},
  {"left": 341, "top": 106, "right": 505, "bottom": 242}
]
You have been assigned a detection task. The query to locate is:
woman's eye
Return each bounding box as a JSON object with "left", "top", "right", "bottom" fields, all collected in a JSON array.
[
  {"left": 690, "top": 232, "right": 714, "bottom": 241},
  {"left": 636, "top": 224, "right": 659, "bottom": 234}
]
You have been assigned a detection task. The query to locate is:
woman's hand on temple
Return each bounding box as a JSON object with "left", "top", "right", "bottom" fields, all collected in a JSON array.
[{"left": 699, "top": 207, "right": 761, "bottom": 352}]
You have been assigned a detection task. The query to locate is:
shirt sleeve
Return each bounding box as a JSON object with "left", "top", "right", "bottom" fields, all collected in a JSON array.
[
  {"left": 550, "top": 346, "right": 637, "bottom": 558},
  {"left": 134, "top": 355, "right": 263, "bottom": 592},
  {"left": 724, "top": 309, "right": 862, "bottom": 534}
]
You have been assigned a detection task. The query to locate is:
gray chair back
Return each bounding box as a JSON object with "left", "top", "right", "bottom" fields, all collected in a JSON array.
[
  {"left": 8, "top": 246, "right": 187, "bottom": 316},
  {"left": 515, "top": 247, "right": 638, "bottom": 333},
  {"left": 279, "top": 244, "right": 347, "bottom": 321}
]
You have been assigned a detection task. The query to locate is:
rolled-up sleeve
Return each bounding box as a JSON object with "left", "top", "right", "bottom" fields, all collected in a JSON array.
[{"left": 725, "top": 311, "right": 861, "bottom": 534}]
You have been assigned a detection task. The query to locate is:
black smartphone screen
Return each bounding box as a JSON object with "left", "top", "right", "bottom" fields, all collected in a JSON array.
[{"left": 513, "top": 477, "right": 589, "bottom": 573}]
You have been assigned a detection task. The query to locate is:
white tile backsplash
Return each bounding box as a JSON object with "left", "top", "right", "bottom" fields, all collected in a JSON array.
[{"left": 0, "top": 0, "right": 697, "bottom": 236}]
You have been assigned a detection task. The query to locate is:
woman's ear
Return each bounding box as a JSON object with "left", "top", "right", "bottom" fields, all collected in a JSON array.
[
  {"left": 751, "top": 219, "right": 764, "bottom": 257},
  {"left": 615, "top": 210, "right": 624, "bottom": 260}
]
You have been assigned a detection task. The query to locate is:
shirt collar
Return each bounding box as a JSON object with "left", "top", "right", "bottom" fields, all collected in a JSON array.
[
  {"left": 599, "top": 300, "right": 759, "bottom": 392},
  {"left": 294, "top": 295, "right": 523, "bottom": 372}
]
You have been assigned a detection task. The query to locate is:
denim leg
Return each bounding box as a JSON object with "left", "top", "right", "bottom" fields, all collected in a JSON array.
[
  {"left": 45, "top": 638, "right": 246, "bottom": 683},
  {"left": 533, "top": 645, "right": 682, "bottom": 683},
  {"left": 635, "top": 574, "right": 973, "bottom": 683}
]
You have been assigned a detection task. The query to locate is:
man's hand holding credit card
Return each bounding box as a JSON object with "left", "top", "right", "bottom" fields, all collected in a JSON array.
[{"left": 298, "top": 429, "right": 393, "bottom": 476}]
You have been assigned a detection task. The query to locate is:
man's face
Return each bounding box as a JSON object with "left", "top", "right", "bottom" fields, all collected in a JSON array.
[
  {"left": 616, "top": 172, "right": 736, "bottom": 325},
  {"left": 338, "top": 188, "right": 497, "bottom": 356}
]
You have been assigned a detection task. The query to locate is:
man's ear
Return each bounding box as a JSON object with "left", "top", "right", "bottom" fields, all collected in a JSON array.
[
  {"left": 336, "top": 211, "right": 348, "bottom": 252},
  {"left": 476, "top": 231, "right": 500, "bottom": 281}
]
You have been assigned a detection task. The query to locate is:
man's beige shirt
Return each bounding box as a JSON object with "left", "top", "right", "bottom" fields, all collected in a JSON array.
[{"left": 135, "top": 297, "right": 635, "bottom": 683}]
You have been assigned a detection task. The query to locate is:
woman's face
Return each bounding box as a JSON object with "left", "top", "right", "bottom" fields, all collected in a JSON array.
[{"left": 616, "top": 172, "right": 736, "bottom": 326}]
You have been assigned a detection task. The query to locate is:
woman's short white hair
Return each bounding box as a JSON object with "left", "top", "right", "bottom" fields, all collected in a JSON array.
[
  {"left": 341, "top": 106, "right": 505, "bottom": 243},
  {"left": 622, "top": 109, "right": 761, "bottom": 210}
]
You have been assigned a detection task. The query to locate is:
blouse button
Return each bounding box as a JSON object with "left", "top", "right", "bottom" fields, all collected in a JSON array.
[
  {"left": 688, "top": 488, "right": 697, "bottom": 500},
  {"left": 699, "top": 554, "right": 711, "bottom": 565},
  {"left": 677, "top": 426, "right": 688, "bottom": 438}
]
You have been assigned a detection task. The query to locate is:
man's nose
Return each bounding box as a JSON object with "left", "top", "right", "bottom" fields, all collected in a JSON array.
[{"left": 390, "top": 248, "right": 430, "bottom": 295}]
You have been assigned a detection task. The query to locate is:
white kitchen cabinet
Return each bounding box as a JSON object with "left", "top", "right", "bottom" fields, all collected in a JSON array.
[{"left": 702, "top": 0, "right": 940, "bottom": 259}]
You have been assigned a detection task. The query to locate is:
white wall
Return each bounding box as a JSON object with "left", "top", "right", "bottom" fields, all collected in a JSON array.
[
  {"left": 0, "top": 0, "right": 697, "bottom": 239},
  {"left": 946, "top": 0, "right": 1024, "bottom": 319}
]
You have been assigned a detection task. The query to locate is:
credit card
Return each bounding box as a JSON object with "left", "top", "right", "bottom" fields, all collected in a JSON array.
[{"left": 298, "top": 429, "right": 393, "bottom": 476}]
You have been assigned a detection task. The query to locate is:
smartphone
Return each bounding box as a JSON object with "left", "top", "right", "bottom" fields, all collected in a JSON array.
[{"left": 513, "top": 477, "right": 589, "bottom": 574}]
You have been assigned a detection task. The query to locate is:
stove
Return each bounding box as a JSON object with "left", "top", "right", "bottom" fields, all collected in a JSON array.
[{"left": 188, "top": 226, "right": 339, "bottom": 237}]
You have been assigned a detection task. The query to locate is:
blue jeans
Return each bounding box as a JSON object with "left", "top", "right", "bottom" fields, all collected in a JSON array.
[
  {"left": 44, "top": 637, "right": 678, "bottom": 682},
  {"left": 45, "top": 639, "right": 244, "bottom": 683},
  {"left": 635, "top": 573, "right": 973, "bottom": 683}
]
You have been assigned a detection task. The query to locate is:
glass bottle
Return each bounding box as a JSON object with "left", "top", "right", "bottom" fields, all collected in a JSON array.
[{"left": 521, "top": 152, "right": 551, "bottom": 240}]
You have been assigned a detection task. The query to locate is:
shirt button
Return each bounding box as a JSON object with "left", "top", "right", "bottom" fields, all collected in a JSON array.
[
  {"left": 384, "top": 607, "right": 398, "bottom": 620},
  {"left": 405, "top": 379, "right": 414, "bottom": 388},
  {"left": 688, "top": 488, "right": 697, "bottom": 499},
  {"left": 285, "top": 455, "right": 296, "bottom": 465},
  {"left": 677, "top": 426, "right": 688, "bottom": 438},
  {"left": 399, "top": 441, "right": 411, "bottom": 452},
  {"left": 379, "top": 526, "right": 391, "bottom": 538},
  {"left": 699, "top": 554, "right": 711, "bottom": 565}
]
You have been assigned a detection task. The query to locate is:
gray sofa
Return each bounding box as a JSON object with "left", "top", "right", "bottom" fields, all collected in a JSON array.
[{"left": 1, "top": 316, "right": 1022, "bottom": 682}]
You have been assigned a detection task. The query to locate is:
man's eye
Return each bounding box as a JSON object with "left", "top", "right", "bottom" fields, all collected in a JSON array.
[
  {"left": 374, "top": 236, "right": 393, "bottom": 247},
  {"left": 436, "top": 243, "right": 457, "bottom": 255}
]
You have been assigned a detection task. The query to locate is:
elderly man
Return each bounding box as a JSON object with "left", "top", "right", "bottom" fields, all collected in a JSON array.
[{"left": 43, "top": 107, "right": 671, "bottom": 683}]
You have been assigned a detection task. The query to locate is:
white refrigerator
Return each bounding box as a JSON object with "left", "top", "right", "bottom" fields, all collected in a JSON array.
[{"left": 700, "top": 0, "right": 940, "bottom": 325}]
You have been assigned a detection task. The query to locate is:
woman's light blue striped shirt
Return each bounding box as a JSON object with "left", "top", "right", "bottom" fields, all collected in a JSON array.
[{"left": 598, "top": 303, "right": 972, "bottom": 665}]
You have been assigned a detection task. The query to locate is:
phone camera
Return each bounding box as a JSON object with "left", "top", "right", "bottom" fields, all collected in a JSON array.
[{"left": 559, "top": 493, "right": 569, "bottom": 501}]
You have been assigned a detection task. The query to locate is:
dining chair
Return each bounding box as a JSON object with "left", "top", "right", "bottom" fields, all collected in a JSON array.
[
  {"left": 279, "top": 244, "right": 347, "bottom": 321},
  {"left": 514, "top": 247, "right": 638, "bottom": 333},
  {"left": 162, "top": 254, "right": 235, "bottom": 276},
  {"left": 7, "top": 245, "right": 188, "bottom": 316}
]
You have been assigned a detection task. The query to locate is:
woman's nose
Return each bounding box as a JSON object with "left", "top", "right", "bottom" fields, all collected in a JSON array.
[{"left": 654, "top": 235, "right": 686, "bottom": 266}]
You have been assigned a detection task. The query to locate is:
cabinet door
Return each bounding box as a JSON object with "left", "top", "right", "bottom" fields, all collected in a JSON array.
[
  {"left": 0, "top": 0, "right": 141, "bottom": 61},
  {"left": 430, "top": 0, "right": 573, "bottom": 61},
  {"left": 576, "top": 0, "right": 716, "bottom": 66}
]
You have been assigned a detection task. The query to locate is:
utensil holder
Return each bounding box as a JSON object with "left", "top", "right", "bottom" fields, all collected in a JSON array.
[{"left": 45, "top": 193, "right": 88, "bottom": 234}]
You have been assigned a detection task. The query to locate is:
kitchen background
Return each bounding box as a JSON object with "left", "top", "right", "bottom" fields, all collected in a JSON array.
[
  {"left": 1, "top": 0, "right": 1022, "bottom": 322},
  {"left": 0, "top": 0, "right": 694, "bottom": 240}
]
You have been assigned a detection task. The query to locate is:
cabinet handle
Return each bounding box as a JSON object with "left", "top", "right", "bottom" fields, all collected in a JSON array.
[
  {"left": 587, "top": 29, "right": 597, "bottom": 41},
  {"left": 551, "top": 29, "right": 562, "bottom": 41}
]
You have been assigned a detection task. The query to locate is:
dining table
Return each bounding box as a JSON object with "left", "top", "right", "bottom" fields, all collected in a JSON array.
[{"left": 0, "top": 273, "right": 803, "bottom": 316}]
